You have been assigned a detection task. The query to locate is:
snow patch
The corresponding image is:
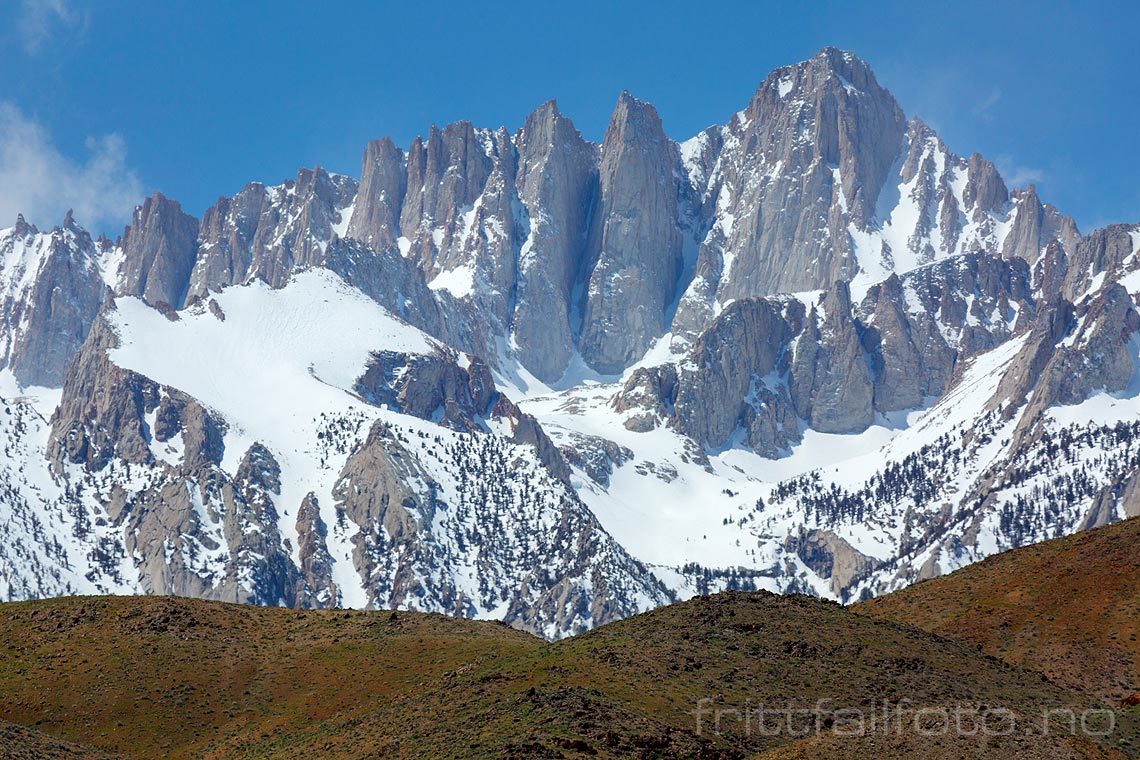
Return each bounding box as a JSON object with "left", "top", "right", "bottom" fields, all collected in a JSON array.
[{"left": 427, "top": 264, "right": 476, "bottom": 299}]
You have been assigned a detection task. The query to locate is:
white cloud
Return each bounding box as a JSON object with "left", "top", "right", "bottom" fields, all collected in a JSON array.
[
  {"left": 1005, "top": 166, "right": 1046, "bottom": 187},
  {"left": 18, "top": 0, "right": 83, "bottom": 54},
  {"left": 0, "top": 102, "right": 144, "bottom": 234},
  {"left": 994, "top": 153, "right": 1046, "bottom": 189}
]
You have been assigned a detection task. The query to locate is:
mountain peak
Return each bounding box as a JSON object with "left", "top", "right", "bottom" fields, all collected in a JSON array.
[
  {"left": 367, "top": 135, "right": 399, "bottom": 153},
  {"left": 750, "top": 47, "right": 897, "bottom": 121},
  {"left": 531, "top": 98, "right": 561, "bottom": 117},
  {"left": 906, "top": 115, "right": 934, "bottom": 135},
  {"left": 520, "top": 98, "right": 577, "bottom": 141},
  {"left": 614, "top": 89, "right": 654, "bottom": 112},
  {"left": 810, "top": 45, "right": 862, "bottom": 67},
  {"left": 2, "top": 45, "right": 1137, "bottom": 674},
  {"left": 607, "top": 89, "right": 663, "bottom": 137},
  {"left": 810, "top": 47, "right": 883, "bottom": 95},
  {"left": 12, "top": 213, "right": 36, "bottom": 236}
]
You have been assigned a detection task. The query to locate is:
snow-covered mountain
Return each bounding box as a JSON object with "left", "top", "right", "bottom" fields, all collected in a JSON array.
[{"left": 1, "top": 48, "right": 1138, "bottom": 635}]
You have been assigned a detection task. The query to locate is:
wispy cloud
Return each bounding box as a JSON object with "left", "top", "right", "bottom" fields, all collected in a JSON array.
[
  {"left": 994, "top": 153, "right": 1046, "bottom": 189},
  {"left": 19, "top": 0, "right": 85, "bottom": 54},
  {"left": 0, "top": 102, "right": 143, "bottom": 233},
  {"left": 973, "top": 87, "right": 1002, "bottom": 121}
]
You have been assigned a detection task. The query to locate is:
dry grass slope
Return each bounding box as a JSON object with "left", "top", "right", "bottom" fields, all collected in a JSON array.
[
  {"left": 1, "top": 590, "right": 1135, "bottom": 758},
  {"left": 857, "top": 516, "right": 1140, "bottom": 706},
  {"left": 0, "top": 719, "right": 119, "bottom": 759},
  {"left": 0, "top": 596, "right": 538, "bottom": 758}
]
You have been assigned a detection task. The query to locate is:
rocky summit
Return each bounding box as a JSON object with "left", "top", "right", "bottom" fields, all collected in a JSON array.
[{"left": 1, "top": 47, "right": 1139, "bottom": 639}]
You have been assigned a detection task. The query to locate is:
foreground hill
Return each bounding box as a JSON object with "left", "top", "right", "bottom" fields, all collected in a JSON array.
[
  {"left": 0, "top": 720, "right": 114, "bottom": 760},
  {"left": 0, "top": 597, "right": 536, "bottom": 758},
  {"left": 0, "top": 592, "right": 1134, "bottom": 758},
  {"left": 857, "top": 516, "right": 1140, "bottom": 706}
]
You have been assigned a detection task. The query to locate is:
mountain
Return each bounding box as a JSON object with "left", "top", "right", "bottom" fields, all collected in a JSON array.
[
  {"left": 10, "top": 269, "right": 666, "bottom": 638},
  {"left": 0, "top": 590, "right": 1134, "bottom": 759},
  {"left": 1, "top": 47, "right": 1139, "bottom": 635},
  {"left": 857, "top": 516, "right": 1140, "bottom": 706}
]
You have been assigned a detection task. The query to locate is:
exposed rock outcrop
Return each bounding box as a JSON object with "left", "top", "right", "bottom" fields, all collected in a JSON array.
[
  {"left": 557, "top": 433, "right": 634, "bottom": 487},
  {"left": 859, "top": 253, "right": 1035, "bottom": 411},
  {"left": 673, "top": 297, "right": 799, "bottom": 451},
  {"left": 510, "top": 101, "right": 597, "bottom": 381},
  {"left": 295, "top": 493, "right": 338, "bottom": 606},
  {"left": 0, "top": 213, "right": 106, "bottom": 387},
  {"left": 354, "top": 347, "right": 496, "bottom": 432},
  {"left": 790, "top": 282, "right": 874, "bottom": 433},
  {"left": 330, "top": 419, "right": 668, "bottom": 636},
  {"left": 673, "top": 47, "right": 906, "bottom": 338},
  {"left": 1013, "top": 283, "right": 1140, "bottom": 425},
  {"left": 784, "top": 528, "right": 876, "bottom": 599},
  {"left": 1002, "top": 185, "right": 1080, "bottom": 266},
  {"left": 188, "top": 167, "right": 356, "bottom": 299},
  {"left": 347, "top": 137, "right": 406, "bottom": 250},
  {"left": 49, "top": 311, "right": 161, "bottom": 471},
  {"left": 578, "top": 92, "right": 682, "bottom": 374},
  {"left": 113, "top": 194, "right": 199, "bottom": 308}
]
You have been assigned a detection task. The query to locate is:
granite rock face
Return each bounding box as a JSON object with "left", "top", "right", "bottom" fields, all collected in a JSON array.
[
  {"left": 1058, "top": 223, "right": 1140, "bottom": 300},
  {"left": 188, "top": 167, "right": 357, "bottom": 300},
  {"left": 1009, "top": 283, "right": 1140, "bottom": 423},
  {"left": 347, "top": 137, "right": 406, "bottom": 250},
  {"left": 615, "top": 250, "right": 1038, "bottom": 456},
  {"left": 294, "top": 493, "right": 338, "bottom": 607},
  {"left": 4, "top": 48, "right": 1094, "bottom": 393},
  {"left": 399, "top": 121, "right": 495, "bottom": 277},
  {"left": 1002, "top": 185, "right": 1081, "bottom": 266},
  {"left": 858, "top": 253, "right": 1035, "bottom": 412},
  {"left": 790, "top": 282, "right": 874, "bottom": 433},
  {"left": 0, "top": 213, "right": 106, "bottom": 387},
  {"left": 578, "top": 92, "right": 683, "bottom": 374},
  {"left": 557, "top": 433, "right": 634, "bottom": 487},
  {"left": 612, "top": 363, "right": 679, "bottom": 433},
  {"left": 319, "top": 237, "right": 445, "bottom": 339},
  {"left": 49, "top": 310, "right": 160, "bottom": 471},
  {"left": 784, "top": 528, "right": 875, "bottom": 597},
  {"left": 353, "top": 347, "right": 497, "bottom": 432},
  {"left": 113, "top": 193, "right": 199, "bottom": 308},
  {"left": 690, "top": 48, "right": 905, "bottom": 304},
  {"left": 510, "top": 101, "right": 598, "bottom": 381},
  {"left": 20, "top": 50, "right": 1079, "bottom": 391},
  {"left": 672, "top": 297, "right": 800, "bottom": 450},
  {"left": 353, "top": 344, "right": 573, "bottom": 482},
  {"left": 671, "top": 51, "right": 1075, "bottom": 349}
]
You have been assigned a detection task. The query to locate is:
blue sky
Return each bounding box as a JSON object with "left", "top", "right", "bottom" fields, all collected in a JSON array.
[{"left": 1, "top": 0, "right": 1137, "bottom": 235}]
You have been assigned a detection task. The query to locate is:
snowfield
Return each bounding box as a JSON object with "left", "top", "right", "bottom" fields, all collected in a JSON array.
[{"left": 107, "top": 269, "right": 441, "bottom": 605}]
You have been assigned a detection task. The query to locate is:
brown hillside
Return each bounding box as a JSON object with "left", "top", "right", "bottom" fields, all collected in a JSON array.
[
  {"left": 1, "top": 592, "right": 1134, "bottom": 758},
  {"left": 0, "top": 719, "right": 119, "bottom": 759},
  {"left": 857, "top": 516, "right": 1140, "bottom": 706}
]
